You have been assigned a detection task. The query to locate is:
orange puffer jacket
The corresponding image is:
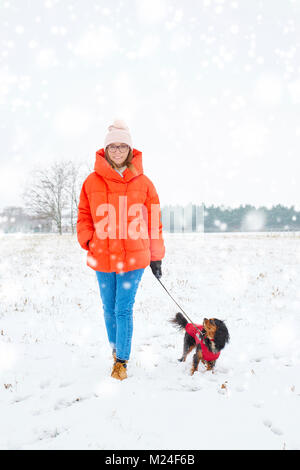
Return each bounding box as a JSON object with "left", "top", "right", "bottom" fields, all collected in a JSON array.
[{"left": 77, "top": 148, "right": 165, "bottom": 273}]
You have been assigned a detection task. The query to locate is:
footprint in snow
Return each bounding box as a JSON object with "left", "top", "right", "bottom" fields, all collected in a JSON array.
[
  {"left": 216, "top": 366, "right": 231, "bottom": 374},
  {"left": 39, "top": 380, "right": 51, "bottom": 389},
  {"left": 59, "top": 381, "right": 72, "bottom": 388},
  {"left": 252, "top": 357, "right": 263, "bottom": 363},
  {"left": 54, "top": 394, "right": 93, "bottom": 411},
  {"left": 263, "top": 419, "right": 283, "bottom": 436},
  {"left": 35, "top": 427, "right": 65, "bottom": 441},
  {"left": 54, "top": 399, "right": 73, "bottom": 410},
  {"left": 188, "top": 385, "right": 202, "bottom": 392},
  {"left": 271, "top": 427, "right": 284, "bottom": 436},
  {"left": 11, "top": 395, "right": 31, "bottom": 404}
]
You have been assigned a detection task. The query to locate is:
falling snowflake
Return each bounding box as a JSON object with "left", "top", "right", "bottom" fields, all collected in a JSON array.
[
  {"left": 122, "top": 281, "right": 132, "bottom": 290},
  {"left": 87, "top": 254, "right": 97, "bottom": 268},
  {"left": 241, "top": 210, "right": 266, "bottom": 231}
]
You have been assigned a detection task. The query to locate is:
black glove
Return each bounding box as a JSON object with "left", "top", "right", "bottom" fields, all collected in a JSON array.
[{"left": 150, "top": 260, "right": 162, "bottom": 279}]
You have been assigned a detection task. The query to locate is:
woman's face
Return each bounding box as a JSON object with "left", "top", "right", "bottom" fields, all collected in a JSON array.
[{"left": 107, "top": 142, "right": 130, "bottom": 167}]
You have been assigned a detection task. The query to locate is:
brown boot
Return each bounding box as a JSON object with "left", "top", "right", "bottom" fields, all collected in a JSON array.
[{"left": 111, "top": 360, "right": 128, "bottom": 381}]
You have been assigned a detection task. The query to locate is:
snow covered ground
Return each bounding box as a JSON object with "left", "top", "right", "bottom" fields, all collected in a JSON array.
[{"left": 0, "top": 231, "right": 299, "bottom": 450}]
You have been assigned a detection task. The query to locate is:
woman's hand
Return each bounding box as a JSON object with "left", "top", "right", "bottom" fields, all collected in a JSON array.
[{"left": 150, "top": 260, "right": 162, "bottom": 279}]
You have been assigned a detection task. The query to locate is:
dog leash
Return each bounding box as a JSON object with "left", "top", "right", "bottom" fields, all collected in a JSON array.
[{"left": 156, "top": 277, "right": 206, "bottom": 341}]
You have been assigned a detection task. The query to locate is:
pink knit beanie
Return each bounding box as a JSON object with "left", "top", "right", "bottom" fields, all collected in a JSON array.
[{"left": 104, "top": 119, "right": 133, "bottom": 149}]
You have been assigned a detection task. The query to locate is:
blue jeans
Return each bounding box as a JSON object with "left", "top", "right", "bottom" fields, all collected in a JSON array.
[{"left": 95, "top": 268, "right": 144, "bottom": 361}]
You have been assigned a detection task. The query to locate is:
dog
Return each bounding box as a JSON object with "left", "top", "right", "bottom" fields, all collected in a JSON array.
[{"left": 171, "top": 312, "right": 229, "bottom": 375}]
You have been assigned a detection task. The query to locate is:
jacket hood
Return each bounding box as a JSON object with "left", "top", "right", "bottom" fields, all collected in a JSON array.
[{"left": 94, "top": 148, "right": 144, "bottom": 182}]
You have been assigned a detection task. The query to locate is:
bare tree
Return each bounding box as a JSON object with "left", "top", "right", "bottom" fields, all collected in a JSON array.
[
  {"left": 22, "top": 155, "right": 93, "bottom": 234},
  {"left": 64, "top": 161, "right": 81, "bottom": 235},
  {"left": 22, "top": 161, "right": 70, "bottom": 235},
  {"left": 67, "top": 157, "right": 94, "bottom": 233}
]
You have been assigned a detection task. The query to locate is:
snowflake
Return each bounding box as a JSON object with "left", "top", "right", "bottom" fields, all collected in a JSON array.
[{"left": 122, "top": 281, "right": 132, "bottom": 290}]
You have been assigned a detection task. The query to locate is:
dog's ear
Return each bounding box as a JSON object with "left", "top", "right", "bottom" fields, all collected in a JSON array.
[{"left": 214, "top": 320, "right": 230, "bottom": 350}]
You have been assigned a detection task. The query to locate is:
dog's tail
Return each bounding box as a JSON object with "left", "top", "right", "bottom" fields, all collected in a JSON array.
[{"left": 170, "top": 312, "right": 188, "bottom": 331}]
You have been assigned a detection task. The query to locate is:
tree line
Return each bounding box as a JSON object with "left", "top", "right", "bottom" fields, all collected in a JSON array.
[
  {"left": 0, "top": 160, "right": 299, "bottom": 233},
  {"left": 161, "top": 204, "right": 299, "bottom": 233}
]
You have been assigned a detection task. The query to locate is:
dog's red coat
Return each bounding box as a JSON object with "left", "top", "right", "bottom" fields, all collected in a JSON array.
[{"left": 185, "top": 323, "right": 221, "bottom": 362}]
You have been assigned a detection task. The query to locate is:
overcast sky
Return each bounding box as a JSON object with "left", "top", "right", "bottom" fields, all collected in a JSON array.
[{"left": 1, "top": 0, "right": 300, "bottom": 210}]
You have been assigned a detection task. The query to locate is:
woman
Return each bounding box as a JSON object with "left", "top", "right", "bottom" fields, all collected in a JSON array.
[{"left": 77, "top": 120, "right": 165, "bottom": 380}]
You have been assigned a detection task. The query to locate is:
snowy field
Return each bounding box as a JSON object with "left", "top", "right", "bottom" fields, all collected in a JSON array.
[{"left": 0, "top": 231, "right": 300, "bottom": 450}]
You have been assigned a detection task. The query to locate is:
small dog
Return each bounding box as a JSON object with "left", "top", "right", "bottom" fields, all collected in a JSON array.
[{"left": 171, "top": 312, "right": 230, "bottom": 374}]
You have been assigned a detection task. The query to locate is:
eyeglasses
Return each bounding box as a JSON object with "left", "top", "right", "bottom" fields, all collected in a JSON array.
[{"left": 107, "top": 144, "right": 129, "bottom": 153}]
